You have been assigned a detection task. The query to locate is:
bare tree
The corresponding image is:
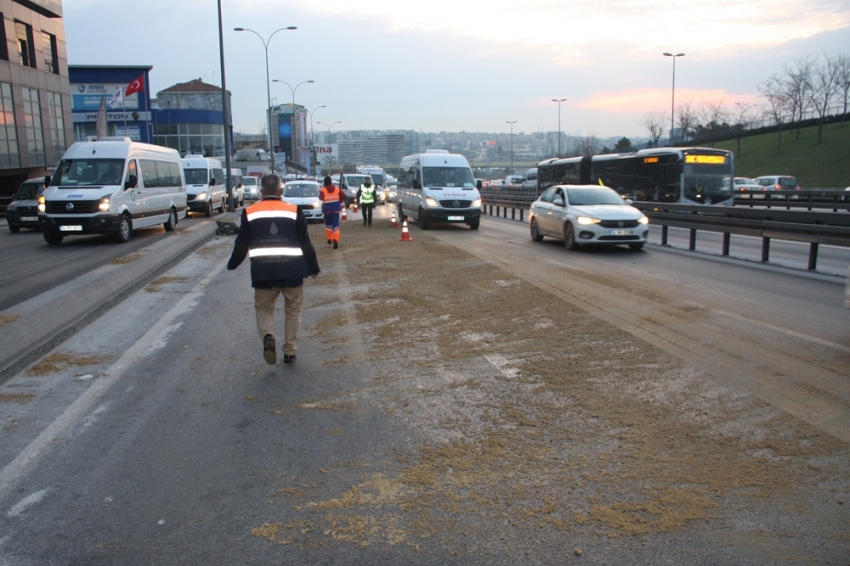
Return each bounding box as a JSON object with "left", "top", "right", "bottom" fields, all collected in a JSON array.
[
  {"left": 641, "top": 111, "right": 665, "bottom": 147},
  {"left": 809, "top": 53, "right": 841, "bottom": 143},
  {"left": 696, "top": 99, "right": 728, "bottom": 147},
  {"left": 676, "top": 100, "right": 697, "bottom": 145},
  {"left": 833, "top": 53, "right": 850, "bottom": 125},
  {"left": 731, "top": 101, "right": 754, "bottom": 157},
  {"left": 759, "top": 74, "right": 791, "bottom": 153},
  {"left": 783, "top": 56, "right": 815, "bottom": 139},
  {"left": 572, "top": 135, "right": 600, "bottom": 157}
]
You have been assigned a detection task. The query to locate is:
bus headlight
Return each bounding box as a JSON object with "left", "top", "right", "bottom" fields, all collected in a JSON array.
[
  {"left": 638, "top": 216, "right": 649, "bottom": 225},
  {"left": 577, "top": 216, "right": 601, "bottom": 225},
  {"left": 98, "top": 197, "right": 111, "bottom": 212},
  {"left": 424, "top": 197, "right": 440, "bottom": 208},
  {"left": 38, "top": 195, "right": 45, "bottom": 213}
]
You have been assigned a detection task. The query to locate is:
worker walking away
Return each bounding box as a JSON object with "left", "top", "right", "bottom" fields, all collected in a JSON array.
[
  {"left": 320, "top": 175, "right": 345, "bottom": 249},
  {"left": 227, "top": 173, "right": 320, "bottom": 365},
  {"left": 356, "top": 176, "right": 376, "bottom": 227}
]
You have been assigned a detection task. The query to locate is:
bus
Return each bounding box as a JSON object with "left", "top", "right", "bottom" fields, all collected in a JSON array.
[{"left": 537, "top": 147, "right": 734, "bottom": 205}]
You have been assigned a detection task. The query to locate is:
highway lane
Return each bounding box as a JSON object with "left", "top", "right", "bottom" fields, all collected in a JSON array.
[
  {"left": 0, "top": 211, "right": 232, "bottom": 312},
  {"left": 0, "top": 207, "right": 847, "bottom": 563}
]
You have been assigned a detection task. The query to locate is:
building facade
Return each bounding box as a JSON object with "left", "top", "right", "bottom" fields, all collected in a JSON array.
[
  {"left": 69, "top": 65, "right": 152, "bottom": 143},
  {"left": 0, "top": 0, "right": 73, "bottom": 212},
  {"left": 271, "top": 103, "right": 307, "bottom": 173},
  {"left": 153, "top": 78, "right": 232, "bottom": 158}
]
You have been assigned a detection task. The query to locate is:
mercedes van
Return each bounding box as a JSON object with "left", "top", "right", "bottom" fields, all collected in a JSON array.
[
  {"left": 38, "top": 138, "right": 187, "bottom": 245},
  {"left": 396, "top": 150, "right": 482, "bottom": 230},
  {"left": 182, "top": 155, "right": 226, "bottom": 216}
]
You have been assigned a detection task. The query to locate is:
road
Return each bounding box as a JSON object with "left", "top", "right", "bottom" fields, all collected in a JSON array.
[{"left": 0, "top": 205, "right": 848, "bottom": 564}]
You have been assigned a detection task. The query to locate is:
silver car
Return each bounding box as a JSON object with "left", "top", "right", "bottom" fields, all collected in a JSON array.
[
  {"left": 282, "top": 180, "right": 323, "bottom": 223},
  {"left": 242, "top": 176, "right": 260, "bottom": 201},
  {"left": 529, "top": 185, "right": 649, "bottom": 251}
]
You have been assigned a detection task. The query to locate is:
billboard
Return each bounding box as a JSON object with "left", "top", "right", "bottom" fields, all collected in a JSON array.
[
  {"left": 314, "top": 144, "right": 338, "bottom": 163},
  {"left": 73, "top": 83, "right": 140, "bottom": 111}
]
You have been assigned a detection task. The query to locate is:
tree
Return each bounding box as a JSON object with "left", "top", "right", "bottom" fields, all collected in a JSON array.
[
  {"left": 695, "top": 100, "right": 728, "bottom": 147},
  {"left": 783, "top": 56, "right": 815, "bottom": 140},
  {"left": 613, "top": 137, "right": 634, "bottom": 153},
  {"left": 641, "top": 111, "right": 665, "bottom": 147},
  {"left": 731, "top": 101, "right": 754, "bottom": 157},
  {"left": 808, "top": 53, "right": 841, "bottom": 143},
  {"left": 759, "top": 74, "right": 791, "bottom": 153},
  {"left": 572, "top": 136, "right": 599, "bottom": 157},
  {"left": 676, "top": 100, "right": 697, "bottom": 145},
  {"left": 836, "top": 53, "right": 850, "bottom": 125}
]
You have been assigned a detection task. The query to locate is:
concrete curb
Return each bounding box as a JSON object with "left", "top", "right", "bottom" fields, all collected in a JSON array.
[{"left": 0, "top": 219, "right": 221, "bottom": 382}]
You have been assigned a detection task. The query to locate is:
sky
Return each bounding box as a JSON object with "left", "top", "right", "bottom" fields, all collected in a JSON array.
[{"left": 63, "top": 0, "right": 850, "bottom": 139}]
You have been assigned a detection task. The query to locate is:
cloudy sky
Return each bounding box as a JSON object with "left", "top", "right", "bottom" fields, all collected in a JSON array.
[{"left": 64, "top": 0, "right": 850, "bottom": 138}]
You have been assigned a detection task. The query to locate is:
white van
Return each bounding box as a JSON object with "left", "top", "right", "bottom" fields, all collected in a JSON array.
[
  {"left": 38, "top": 138, "right": 187, "bottom": 245},
  {"left": 182, "top": 155, "right": 226, "bottom": 216},
  {"left": 228, "top": 167, "right": 244, "bottom": 207},
  {"left": 522, "top": 168, "right": 538, "bottom": 192},
  {"left": 396, "top": 150, "right": 482, "bottom": 230}
]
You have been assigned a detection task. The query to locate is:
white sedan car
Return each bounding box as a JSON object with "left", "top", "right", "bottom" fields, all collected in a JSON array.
[
  {"left": 282, "top": 180, "right": 324, "bottom": 223},
  {"left": 529, "top": 185, "right": 649, "bottom": 251}
]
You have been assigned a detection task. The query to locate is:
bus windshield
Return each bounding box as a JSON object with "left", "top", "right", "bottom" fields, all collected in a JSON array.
[
  {"left": 52, "top": 159, "right": 125, "bottom": 188},
  {"left": 423, "top": 167, "right": 474, "bottom": 188}
]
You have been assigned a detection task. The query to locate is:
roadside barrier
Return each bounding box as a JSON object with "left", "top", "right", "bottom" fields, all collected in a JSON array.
[{"left": 399, "top": 217, "right": 412, "bottom": 241}]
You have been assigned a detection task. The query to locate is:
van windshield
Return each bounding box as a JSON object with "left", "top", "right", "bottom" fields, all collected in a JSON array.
[
  {"left": 423, "top": 167, "right": 475, "bottom": 188},
  {"left": 52, "top": 159, "right": 125, "bottom": 187},
  {"left": 363, "top": 173, "right": 385, "bottom": 185},
  {"left": 184, "top": 168, "right": 209, "bottom": 185}
]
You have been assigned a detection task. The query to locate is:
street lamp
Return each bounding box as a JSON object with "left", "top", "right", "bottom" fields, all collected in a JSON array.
[
  {"left": 308, "top": 105, "right": 326, "bottom": 175},
  {"left": 506, "top": 120, "right": 516, "bottom": 175},
  {"left": 234, "top": 26, "right": 297, "bottom": 174},
  {"left": 552, "top": 98, "right": 566, "bottom": 157},
  {"left": 273, "top": 79, "right": 314, "bottom": 172},
  {"left": 309, "top": 105, "right": 326, "bottom": 146},
  {"left": 663, "top": 52, "right": 685, "bottom": 145},
  {"left": 318, "top": 121, "right": 341, "bottom": 141}
]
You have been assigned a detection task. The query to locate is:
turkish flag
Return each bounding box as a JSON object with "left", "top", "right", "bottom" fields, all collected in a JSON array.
[{"left": 125, "top": 74, "right": 145, "bottom": 97}]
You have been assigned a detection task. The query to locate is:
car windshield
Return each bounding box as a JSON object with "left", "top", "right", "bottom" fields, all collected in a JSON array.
[
  {"left": 566, "top": 188, "right": 624, "bottom": 206},
  {"left": 243, "top": 177, "right": 258, "bottom": 186},
  {"left": 284, "top": 183, "right": 319, "bottom": 198},
  {"left": 52, "top": 158, "right": 125, "bottom": 188},
  {"left": 423, "top": 167, "right": 474, "bottom": 188},
  {"left": 184, "top": 169, "right": 208, "bottom": 185},
  {"left": 16, "top": 182, "right": 43, "bottom": 200}
]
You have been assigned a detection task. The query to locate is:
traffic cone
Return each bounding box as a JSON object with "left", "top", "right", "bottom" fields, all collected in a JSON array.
[
  {"left": 399, "top": 217, "right": 412, "bottom": 241},
  {"left": 391, "top": 210, "right": 398, "bottom": 228},
  {"left": 352, "top": 201, "right": 359, "bottom": 213},
  {"left": 341, "top": 207, "right": 347, "bottom": 221}
]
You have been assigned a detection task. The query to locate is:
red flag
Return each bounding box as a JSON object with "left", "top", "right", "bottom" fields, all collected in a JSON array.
[{"left": 125, "top": 74, "right": 144, "bottom": 97}]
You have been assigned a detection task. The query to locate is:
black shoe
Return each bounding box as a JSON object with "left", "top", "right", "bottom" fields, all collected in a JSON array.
[
  {"left": 283, "top": 354, "right": 296, "bottom": 364},
  {"left": 327, "top": 239, "right": 332, "bottom": 245},
  {"left": 263, "top": 334, "right": 276, "bottom": 365},
  {"left": 333, "top": 241, "right": 338, "bottom": 249}
]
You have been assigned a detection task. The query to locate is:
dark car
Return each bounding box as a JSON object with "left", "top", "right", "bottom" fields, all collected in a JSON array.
[{"left": 6, "top": 178, "right": 47, "bottom": 232}]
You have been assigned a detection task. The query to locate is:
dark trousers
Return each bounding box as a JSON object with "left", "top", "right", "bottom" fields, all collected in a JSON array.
[{"left": 361, "top": 204, "right": 374, "bottom": 226}]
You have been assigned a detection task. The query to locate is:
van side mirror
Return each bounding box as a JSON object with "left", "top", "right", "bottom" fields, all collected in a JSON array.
[
  {"left": 44, "top": 175, "right": 51, "bottom": 187},
  {"left": 413, "top": 179, "right": 421, "bottom": 190},
  {"left": 476, "top": 179, "right": 483, "bottom": 190},
  {"left": 125, "top": 174, "right": 137, "bottom": 190},
  {"left": 210, "top": 178, "right": 217, "bottom": 186}
]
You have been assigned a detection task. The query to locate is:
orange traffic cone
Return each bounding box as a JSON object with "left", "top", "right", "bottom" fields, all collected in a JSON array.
[
  {"left": 399, "top": 217, "right": 412, "bottom": 241},
  {"left": 352, "top": 201, "right": 359, "bottom": 213},
  {"left": 341, "top": 207, "right": 348, "bottom": 221},
  {"left": 391, "top": 210, "right": 398, "bottom": 228}
]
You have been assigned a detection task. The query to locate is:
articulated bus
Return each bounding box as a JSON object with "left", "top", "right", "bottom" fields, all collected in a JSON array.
[{"left": 537, "top": 147, "right": 734, "bottom": 205}]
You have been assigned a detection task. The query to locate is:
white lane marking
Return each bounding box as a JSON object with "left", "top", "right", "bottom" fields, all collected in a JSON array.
[
  {"left": 485, "top": 354, "right": 520, "bottom": 378},
  {"left": 7, "top": 488, "right": 48, "bottom": 517},
  {"left": 0, "top": 257, "right": 229, "bottom": 505}
]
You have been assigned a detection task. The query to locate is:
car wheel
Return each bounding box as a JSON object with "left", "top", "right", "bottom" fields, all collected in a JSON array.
[
  {"left": 43, "top": 232, "right": 63, "bottom": 245},
  {"left": 418, "top": 208, "right": 430, "bottom": 230},
  {"left": 115, "top": 214, "right": 132, "bottom": 243},
  {"left": 563, "top": 222, "right": 577, "bottom": 250},
  {"left": 218, "top": 198, "right": 225, "bottom": 213},
  {"left": 164, "top": 208, "right": 177, "bottom": 232},
  {"left": 468, "top": 220, "right": 479, "bottom": 230},
  {"left": 629, "top": 243, "right": 645, "bottom": 251},
  {"left": 204, "top": 200, "right": 213, "bottom": 218},
  {"left": 8, "top": 224, "right": 20, "bottom": 233},
  {"left": 530, "top": 218, "right": 543, "bottom": 242}
]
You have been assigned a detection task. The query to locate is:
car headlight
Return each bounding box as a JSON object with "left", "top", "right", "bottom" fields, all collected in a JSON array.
[
  {"left": 472, "top": 198, "right": 481, "bottom": 208},
  {"left": 196, "top": 191, "right": 207, "bottom": 201},
  {"left": 577, "top": 216, "right": 601, "bottom": 225},
  {"left": 98, "top": 197, "right": 111, "bottom": 212},
  {"left": 638, "top": 216, "right": 649, "bottom": 225},
  {"left": 38, "top": 195, "right": 45, "bottom": 213},
  {"left": 6, "top": 203, "right": 16, "bottom": 211},
  {"left": 424, "top": 197, "right": 440, "bottom": 208}
]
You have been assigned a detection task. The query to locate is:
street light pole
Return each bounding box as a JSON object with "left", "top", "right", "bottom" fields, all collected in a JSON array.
[
  {"left": 552, "top": 98, "right": 566, "bottom": 157},
  {"left": 309, "top": 105, "right": 326, "bottom": 147},
  {"left": 308, "top": 105, "right": 326, "bottom": 175},
  {"left": 663, "top": 52, "right": 685, "bottom": 145},
  {"left": 234, "top": 26, "right": 297, "bottom": 174},
  {"left": 506, "top": 120, "right": 516, "bottom": 175},
  {"left": 272, "top": 79, "right": 314, "bottom": 173},
  {"left": 317, "top": 121, "right": 340, "bottom": 171}
]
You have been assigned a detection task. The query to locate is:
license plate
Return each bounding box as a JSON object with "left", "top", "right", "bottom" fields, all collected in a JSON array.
[
  {"left": 59, "top": 225, "right": 83, "bottom": 232},
  {"left": 609, "top": 229, "right": 633, "bottom": 236},
  {"left": 447, "top": 216, "right": 464, "bottom": 221},
  {"left": 20, "top": 216, "right": 38, "bottom": 222}
]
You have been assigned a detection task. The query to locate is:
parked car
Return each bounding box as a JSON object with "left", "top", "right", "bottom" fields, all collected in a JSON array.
[
  {"left": 6, "top": 177, "right": 47, "bottom": 232},
  {"left": 528, "top": 185, "right": 649, "bottom": 251},
  {"left": 752, "top": 175, "right": 799, "bottom": 191},
  {"left": 282, "top": 180, "right": 323, "bottom": 223}
]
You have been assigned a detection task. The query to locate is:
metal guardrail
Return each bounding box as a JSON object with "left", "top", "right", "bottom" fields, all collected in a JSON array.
[{"left": 480, "top": 190, "right": 850, "bottom": 271}]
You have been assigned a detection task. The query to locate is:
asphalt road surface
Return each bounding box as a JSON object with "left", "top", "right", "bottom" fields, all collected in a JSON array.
[{"left": 0, "top": 206, "right": 848, "bottom": 564}]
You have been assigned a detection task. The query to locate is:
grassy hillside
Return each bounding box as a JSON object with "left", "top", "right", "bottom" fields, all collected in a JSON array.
[{"left": 712, "top": 121, "right": 850, "bottom": 188}]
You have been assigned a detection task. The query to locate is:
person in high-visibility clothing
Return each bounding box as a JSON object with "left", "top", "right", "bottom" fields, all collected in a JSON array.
[
  {"left": 319, "top": 175, "right": 346, "bottom": 249},
  {"left": 356, "top": 176, "right": 377, "bottom": 227},
  {"left": 227, "top": 174, "right": 320, "bottom": 365}
]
